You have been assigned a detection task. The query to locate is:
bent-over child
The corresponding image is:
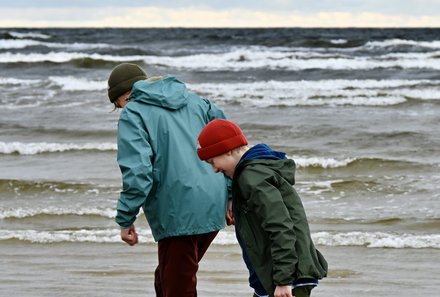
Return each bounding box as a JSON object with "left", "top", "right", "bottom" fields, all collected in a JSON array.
[{"left": 197, "top": 119, "right": 328, "bottom": 297}]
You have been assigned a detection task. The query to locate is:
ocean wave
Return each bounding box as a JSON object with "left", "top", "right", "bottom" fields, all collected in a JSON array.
[
  {"left": 0, "top": 77, "right": 41, "bottom": 86},
  {"left": 313, "top": 231, "right": 440, "bottom": 249},
  {"left": 365, "top": 39, "right": 440, "bottom": 50},
  {"left": 0, "top": 51, "right": 144, "bottom": 64},
  {"left": 0, "top": 37, "right": 114, "bottom": 50},
  {"left": 43, "top": 77, "right": 440, "bottom": 93},
  {"left": 0, "top": 141, "right": 419, "bottom": 170},
  {"left": 8, "top": 31, "right": 51, "bottom": 39},
  {"left": 48, "top": 76, "right": 106, "bottom": 91},
  {"left": 291, "top": 156, "right": 355, "bottom": 168},
  {"left": 4, "top": 29, "right": 440, "bottom": 51},
  {"left": 0, "top": 75, "right": 107, "bottom": 91},
  {"left": 330, "top": 39, "right": 348, "bottom": 45},
  {"left": 0, "top": 206, "right": 115, "bottom": 220},
  {"left": 190, "top": 79, "right": 440, "bottom": 107},
  {"left": 343, "top": 157, "right": 422, "bottom": 169},
  {"left": 0, "top": 179, "right": 118, "bottom": 197},
  {"left": 144, "top": 48, "right": 440, "bottom": 71},
  {"left": 1, "top": 229, "right": 438, "bottom": 248},
  {"left": 31, "top": 76, "right": 440, "bottom": 94},
  {"left": 30, "top": 77, "right": 435, "bottom": 107},
  {"left": 2, "top": 48, "right": 440, "bottom": 71},
  {"left": 340, "top": 218, "right": 440, "bottom": 231},
  {"left": 4, "top": 76, "right": 438, "bottom": 107},
  {"left": 0, "top": 141, "right": 117, "bottom": 155},
  {"left": 0, "top": 229, "right": 122, "bottom": 243},
  {"left": 302, "top": 39, "right": 358, "bottom": 49},
  {"left": 303, "top": 38, "right": 440, "bottom": 50},
  {"left": 0, "top": 39, "right": 43, "bottom": 49},
  {"left": 292, "top": 156, "right": 424, "bottom": 170}
]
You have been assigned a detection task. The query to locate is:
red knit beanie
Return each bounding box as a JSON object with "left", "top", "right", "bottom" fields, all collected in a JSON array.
[{"left": 197, "top": 119, "right": 248, "bottom": 160}]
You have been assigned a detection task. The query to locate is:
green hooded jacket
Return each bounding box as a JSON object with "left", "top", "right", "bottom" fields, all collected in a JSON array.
[
  {"left": 232, "top": 157, "right": 328, "bottom": 296},
  {"left": 115, "top": 76, "right": 228, "bottom": 241}
]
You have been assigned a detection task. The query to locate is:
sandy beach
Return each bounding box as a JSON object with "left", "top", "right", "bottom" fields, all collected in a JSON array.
[{"left": 1, "top": 236, "right": 438, "bottom": 297}]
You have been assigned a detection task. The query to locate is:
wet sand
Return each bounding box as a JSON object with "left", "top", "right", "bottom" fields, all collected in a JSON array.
[{"left": 1, "top": 240, "right": 438, "bottom": 297}]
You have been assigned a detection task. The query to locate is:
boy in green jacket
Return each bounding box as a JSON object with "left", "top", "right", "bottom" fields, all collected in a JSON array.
[{"left": 197, "top": 119, "right": 328, "bottom": 297}]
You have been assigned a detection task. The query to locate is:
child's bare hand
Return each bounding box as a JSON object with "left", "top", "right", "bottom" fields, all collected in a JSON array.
[
  {"left": 274, "top": 285, "right": 293, "bottom": 297},
  {"left": 225, "top": 200, "right": 235, "bottom": 225}
]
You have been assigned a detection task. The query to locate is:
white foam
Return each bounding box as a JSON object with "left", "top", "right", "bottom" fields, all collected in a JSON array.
[
  {"left": 0, "top": 51, "right": 144, "bottom": 63},
  {"left": 0, "top": 141, "right": 117, "bottom": 155},
  {"left": 330, "top": 39, "right": 348, "bottom": 44},
  {"left": 0, "top": 38, "right": 112, "bottom": 50},
  {"left": 162, "top": 51, "right": 440, "bottom": 71},
  {"left": 0, "top": 228, "right": 438, "bottom": 248},
  {"left": 0, "top": 206, "right": 115, "bottom": 220},
  {"left": 2, "top": 47, "right": 440, "bottom": 71},
  {"left": 365, "top": 39, "right": 440, "bottom": 50},
  {"left": 313, "top": 231, "right": 440, "bottom": 249},
  {"left": 48, "top": 76, "right": 106, "bottom": 91},
  {"left": 291, "top": 156, "right": 356, "bottom": 168},
  {"left": 8, "top": 31, "right": 51, "bottom": 39},
  {"left": 3, "top": 74, "right": 439, "bottom": 108},
  {"left": 0, "top": 77, "right": 41, "bottom": 85},
  {"left": 0, "top": 229, "right": 123, "bottom": 243},
  {"left": 141, "top": 48, "right": 440, "bottom": 71},
  {"left": 192, "top": 78, "right": 438, "bottom": 94},
  {"left": 0, "top": 39, "right": 42, "bottom": 49},
  {"left": 189, "top": 79, "right": 439, "bottom": 107}
]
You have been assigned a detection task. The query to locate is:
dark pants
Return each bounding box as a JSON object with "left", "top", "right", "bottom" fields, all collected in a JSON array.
[
  {"left": 154, "top": 231, "right": 218, "bottom": 297},
  {"left": 236, "top": 229, "right": 268, "bottom": 296}
]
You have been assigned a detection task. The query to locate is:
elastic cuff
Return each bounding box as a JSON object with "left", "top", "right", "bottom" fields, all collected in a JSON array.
[{"left": 253, "top": 293, "right": 269, "bottom": 297}]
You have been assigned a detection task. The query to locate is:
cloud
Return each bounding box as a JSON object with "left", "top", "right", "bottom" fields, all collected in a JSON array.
[{"left": 0, "top": 4, "right": 439, "bottom": 28}]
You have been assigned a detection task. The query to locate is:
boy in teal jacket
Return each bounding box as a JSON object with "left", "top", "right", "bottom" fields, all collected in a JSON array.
[
  {"left": 107, "top": 63, "right": 229, "bottom": 296},
  {"left": 197, "top": 119, "right": 328, "bottom": 297}
]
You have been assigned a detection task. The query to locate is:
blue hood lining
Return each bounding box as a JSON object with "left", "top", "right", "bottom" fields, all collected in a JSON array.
[{"left": 241, "top": 143, "right": 286, "bottom": 161}]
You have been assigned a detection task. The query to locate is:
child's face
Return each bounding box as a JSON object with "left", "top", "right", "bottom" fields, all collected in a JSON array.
[{"left": 206, "top": 151, "right": 238, "bottom": 178}]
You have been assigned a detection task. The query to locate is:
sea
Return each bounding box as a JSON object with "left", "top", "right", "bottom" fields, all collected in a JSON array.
[{"left": 0, "top": 28, "right": 439, "bottom": 297}]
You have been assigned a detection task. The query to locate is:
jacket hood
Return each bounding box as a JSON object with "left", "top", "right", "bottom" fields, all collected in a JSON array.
[
  {"left": 130, "top": 75, "right": 189, "bottom": 110},
  {"left": 242, "top": 143, "right": 286, "bottom": 161},
  {"left": 236, "top": 144, "right": 296, "bottom": 185}
]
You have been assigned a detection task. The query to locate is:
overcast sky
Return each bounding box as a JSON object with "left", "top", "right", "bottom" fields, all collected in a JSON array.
[{"left": 1, "top": 0, "right": 439, "bottom": 28}]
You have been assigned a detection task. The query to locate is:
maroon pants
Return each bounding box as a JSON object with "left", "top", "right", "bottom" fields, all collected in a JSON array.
[{"left": 154, "top": 231, "right": 218, "bottom": 297}]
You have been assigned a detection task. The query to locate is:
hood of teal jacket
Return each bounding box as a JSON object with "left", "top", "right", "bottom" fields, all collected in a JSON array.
[{"left": 130, "top": 76, "right": 188, "bottom": 110}]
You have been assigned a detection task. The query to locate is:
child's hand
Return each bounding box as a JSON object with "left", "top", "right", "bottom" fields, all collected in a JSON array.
[
  {"left": 120, "top": 224, "right": 138, "bottom": 246},
  {"left": 225, "top": 200, "right": 235, "bottom": 225},
  {"left": 274, "top": 285, "right": 293, "bottom": 297}
]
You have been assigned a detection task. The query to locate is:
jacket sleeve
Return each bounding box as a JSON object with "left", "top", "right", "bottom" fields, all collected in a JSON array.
[
  {"left": 239, "top": 169, "right": 297, "bottom": 286},
  {"left": 115, "top": 108, "right": 154, "bottom": 228}
]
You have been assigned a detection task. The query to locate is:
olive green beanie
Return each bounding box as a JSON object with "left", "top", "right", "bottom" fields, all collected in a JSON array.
[{"left": 107, "top": 63, "right": 147, "bottom": 103}]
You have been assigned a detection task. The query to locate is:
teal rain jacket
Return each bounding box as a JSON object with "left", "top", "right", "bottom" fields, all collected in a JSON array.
[{"left": 115, "top": 76, "right": 228, "bottom": 241}]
